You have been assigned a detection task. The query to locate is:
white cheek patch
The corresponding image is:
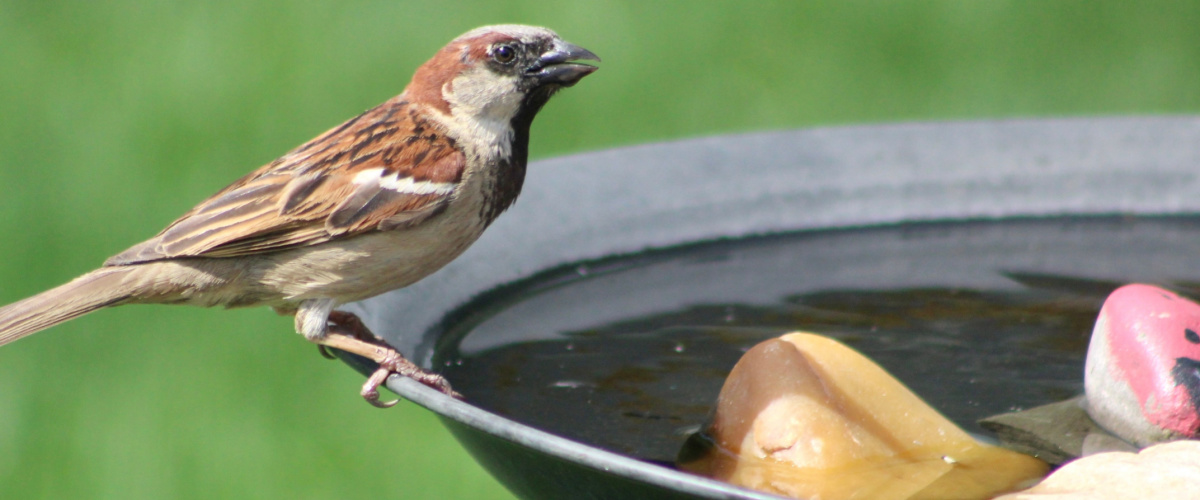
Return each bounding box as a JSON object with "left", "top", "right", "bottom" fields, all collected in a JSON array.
[
  {"left": 447, "top": 68, "right": 522, "bottom": 121},
  {"left": 437, "top": 66, "right": 519, "bottom": 158},
  {"left": 352, "top": 168, "right": 456, "bottom": 196}
]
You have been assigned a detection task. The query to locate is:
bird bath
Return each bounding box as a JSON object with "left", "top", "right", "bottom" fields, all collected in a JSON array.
[{"left": 337, "top": 118, "right": 1200, "bottom": 499}]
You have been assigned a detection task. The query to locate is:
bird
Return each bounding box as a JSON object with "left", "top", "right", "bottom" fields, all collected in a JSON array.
[{"left": 0, "top": 24, "right": 599, "bottom": 407}]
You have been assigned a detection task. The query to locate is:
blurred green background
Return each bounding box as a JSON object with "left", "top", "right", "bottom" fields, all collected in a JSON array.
[{"left": 1, "top": 1, "right": 1199, "bottom": 498}]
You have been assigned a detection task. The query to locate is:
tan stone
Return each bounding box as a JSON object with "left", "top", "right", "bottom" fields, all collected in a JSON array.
[
  {"left": 681, "top": 332, "right": 1048, "bottom": 500},
  {"left": 995, "top": 440, "right": 1200, "bottom": 499}
]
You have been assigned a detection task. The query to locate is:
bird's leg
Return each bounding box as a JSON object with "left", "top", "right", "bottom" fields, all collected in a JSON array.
[
  {"left": 327, "top": 310, "right": 383, "bottom": 342},
  {"left": 317, "top": 310, "right": 378, "bottom": 359},
  {"left": 318, "top": 310, "right": 461, "bottom": 407}
]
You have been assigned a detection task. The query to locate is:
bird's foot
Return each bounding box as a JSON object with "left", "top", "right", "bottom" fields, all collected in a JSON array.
[
  {"left": 364, "top": 348, "right": 462, "bottom": 406},
  {"left": 318, "top": 311, "right": 461, "bottom": 407}
]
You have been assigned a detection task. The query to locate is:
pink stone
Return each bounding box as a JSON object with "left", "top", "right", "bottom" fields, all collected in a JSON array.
[{"left": 1085, "top": 284, "right": 1200, "bottom": 446}]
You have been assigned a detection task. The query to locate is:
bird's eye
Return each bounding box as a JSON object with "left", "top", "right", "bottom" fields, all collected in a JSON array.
[{"left": 492, "top": 44, "right": 516, "bottom": 64}]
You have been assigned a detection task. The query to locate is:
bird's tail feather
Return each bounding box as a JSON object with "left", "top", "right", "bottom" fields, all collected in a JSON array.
[{"left": 0, "top": 267, "right": 139, "bottom": 346}]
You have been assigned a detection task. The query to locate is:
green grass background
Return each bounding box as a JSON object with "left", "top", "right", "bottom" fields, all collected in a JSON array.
[{"left": 1, "top": 1, "right": 1198, "bottom": 498}]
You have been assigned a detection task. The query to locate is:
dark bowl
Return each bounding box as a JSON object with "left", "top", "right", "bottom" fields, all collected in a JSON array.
[{"left": 337, "top": 117, "right": 1200, "bottom": 500}]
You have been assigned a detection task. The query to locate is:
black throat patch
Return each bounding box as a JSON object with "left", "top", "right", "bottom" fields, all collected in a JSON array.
[{"left": 477, "top": 86, "right": 558, "bottom": 224}]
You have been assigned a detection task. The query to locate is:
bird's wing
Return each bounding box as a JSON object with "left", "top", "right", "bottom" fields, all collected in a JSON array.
[{"left": 106, "top": 97, "right": 465, "bottom": 265}]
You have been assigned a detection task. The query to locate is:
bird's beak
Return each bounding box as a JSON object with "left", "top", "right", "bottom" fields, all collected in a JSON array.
[{"left": 529, "top": 39, "right": 600, "bottom": 87}]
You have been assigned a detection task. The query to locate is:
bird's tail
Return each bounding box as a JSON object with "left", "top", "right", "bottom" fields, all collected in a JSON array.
[{"left": 0, "top": 267, "right": 140, "bottom": 346}]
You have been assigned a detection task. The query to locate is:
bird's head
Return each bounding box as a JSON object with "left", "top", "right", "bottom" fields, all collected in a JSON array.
[{"left": 404, "top": 25, "right": 600, "bottom": 148}]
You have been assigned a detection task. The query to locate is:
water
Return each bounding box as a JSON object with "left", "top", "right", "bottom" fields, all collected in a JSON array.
[{"left": 434, "top": 216, "right": 1200, "bottom": 466}]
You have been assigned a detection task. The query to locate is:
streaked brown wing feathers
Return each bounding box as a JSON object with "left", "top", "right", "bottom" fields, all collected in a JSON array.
[{"left": 105, "top": 97, "right": 465, "bottom": 265}]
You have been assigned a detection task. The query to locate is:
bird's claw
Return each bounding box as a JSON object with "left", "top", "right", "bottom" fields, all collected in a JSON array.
[
  {"left": 359, "top": 349, "right": 461, "bottom": 408},
  {"left": 361, "top": 367, "right": 400, "bottom": 408},
  {"left": 317, "top": 345, "right": 337, "bottom": 359}
]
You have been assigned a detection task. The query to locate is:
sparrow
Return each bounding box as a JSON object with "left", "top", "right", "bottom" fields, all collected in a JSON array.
[{"left": 0, "top": 24, "right": 598, "bottom": 407}]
